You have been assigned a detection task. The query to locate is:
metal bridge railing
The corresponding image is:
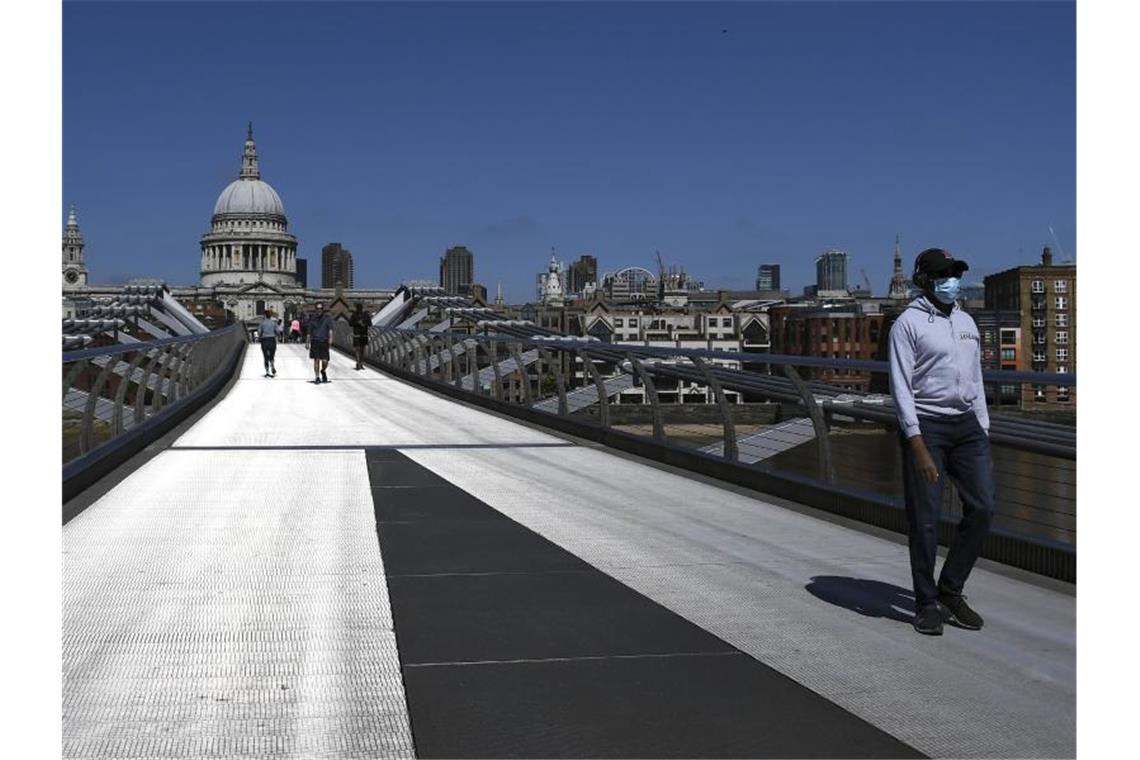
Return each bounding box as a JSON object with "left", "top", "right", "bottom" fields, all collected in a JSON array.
[
  {"left": 62, "top": 325, "right": 245, "bottom": 468},
  {"left": 333, "top": 324, "right": 1076, "bottom": 580}
]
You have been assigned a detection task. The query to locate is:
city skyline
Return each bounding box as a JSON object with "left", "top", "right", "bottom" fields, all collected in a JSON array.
[{"left": 63, "top": 1, "right": 1074, "bottom": 303}]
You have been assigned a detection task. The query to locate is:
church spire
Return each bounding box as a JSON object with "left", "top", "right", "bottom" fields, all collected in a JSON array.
[
  {"left": 66, "top": 204, "right": 79, "bottom": 230},
  {"left": 240, "top": 122, "right": 260, "bottom": 180},
  {"left": 888, "top": 233, "right": 909, "bottom": 299}
]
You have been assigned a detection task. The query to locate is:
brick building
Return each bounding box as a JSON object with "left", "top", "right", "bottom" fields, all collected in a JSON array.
[{"left": 984, "top": 246, "right": 1076, "bottom": 406}]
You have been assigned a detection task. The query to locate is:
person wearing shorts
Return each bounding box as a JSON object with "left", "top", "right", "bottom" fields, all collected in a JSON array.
[{"left": 306, "top": 303, "right": 335, "bottom": 383}]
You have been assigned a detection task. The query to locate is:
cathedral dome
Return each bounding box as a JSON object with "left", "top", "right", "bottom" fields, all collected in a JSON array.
[{"left": 213, "top": 179, "right": 285, "bottom": 217}]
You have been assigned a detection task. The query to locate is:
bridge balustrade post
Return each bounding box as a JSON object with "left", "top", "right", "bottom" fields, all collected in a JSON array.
[
  {"left": 80, "top": 354, "right": 118, "bottom": 455},
  {"left": 112, "top": 348, "right": 148, "bottom": 436},
  {"left": 508, "top": 343, "right": 533, "bottom": 406},
  {"left": 134, "top": 348, "right": 159, "bottom": 425},
  {"left": 401, "top": 335, "right": 413, "bottom": 371},
  {"left": 150, "top": 345, "right": 176, "bottom": 414},
  {"left": 434, "top": 335, "right": 448, "bottom": 383},
  {"left": 412, "top": 337, "right": 426, "bottom": 377},
  {"left": 447, "top": 338, "right": 461, "bottom": 388},
  {"left": 782, "top": 363, "right": 835, "bottom": 483},
  {"left": 692, "top": 356, "right": 737, "bottom": 462},
  {"left": 487, "top": 339, "right": 504, "bottom": 401},
  {"left": 539, "top": 348, "right": 569, "bottom": 416},
  {"left": 63, "top": 359, "right": 89, "bottom": 405},
  {"left": 577, "top": 348, "right": 610, "bottom": 428},
  {"left": 626, "top": 353, "right": 665, "bottom": 440}
]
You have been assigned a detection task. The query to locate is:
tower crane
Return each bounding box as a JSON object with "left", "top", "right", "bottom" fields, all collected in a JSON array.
[
  {"left": 1048, "top": 225, "right": 1069, "bottom": 261},
  {"left": 860, "top": 268, "right": 873, "bottom": 296}
]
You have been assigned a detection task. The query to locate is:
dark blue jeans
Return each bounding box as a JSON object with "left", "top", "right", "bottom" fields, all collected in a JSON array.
[{"left": 900, "top": 412, "right": 995, "bottom": 610}]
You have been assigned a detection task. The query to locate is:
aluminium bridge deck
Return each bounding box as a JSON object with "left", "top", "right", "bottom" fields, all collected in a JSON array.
[{"left": 63, "top": 344, "right": 1075, "bottom": 759}]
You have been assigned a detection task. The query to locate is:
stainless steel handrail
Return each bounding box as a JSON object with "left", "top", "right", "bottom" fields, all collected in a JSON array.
[{"left": 63, "top": 325, "right": 244, "bottom": 467}]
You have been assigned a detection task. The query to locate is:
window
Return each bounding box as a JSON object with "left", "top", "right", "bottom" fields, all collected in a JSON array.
[
  {"left": 1033, "top": 351, "right": 1046, "bottom": 363},
  {"left": 1056, "top": 348, "right": 1069, "bottom": 362},
  {"left": 983, "top": 330, "right": 994, "bottom": 344},
  {"left": 1034, "top": 385, "right": 1047, "bottom": 400},
  {"left": 1056, "top": 331, "right": 1068, "bottom": 345},
  {"left": 1000, "top": 329, "right": 1018, "bottom": 345},
  {"left": 1032, "top": 298, "right": 1046, "bottom": 311},
  {"left": 1057, "top": 386, "right": 1071, "bottom": 402},
  {"left": 1056, "top": 313, "right": 1068, "bottom": 327},
  {"left": 1054, "top": 280, "right": 1067, "bottom": 293},
  {"left": 1031, "top": 280, "right": 1045, "bottom": 293},
  {"left": 1033, "top": 331, "right": 1046, "bottom": 345},
  {"left": 614, "top": 318, "right": 623, "bottom": 327},
  {"left": 1056, "top": 296, "right": 1068, "bottom": 310},
  {"left": 1001, "top": 348, "right": 1016, "bottom": 361},
  {"left": 1057, "top": 365, "right": 1068, "bottom": 375},
  {"left": 723, "top": 318, "right": 733, "bottom": 327},
  {"left": 1032, "top": 317, "right": 1046, "bottom": 328}
]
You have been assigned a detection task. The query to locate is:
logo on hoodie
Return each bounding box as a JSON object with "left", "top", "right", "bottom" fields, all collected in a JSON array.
[{"left": 959, "top": 332, "right": 980, "bottom": 343}]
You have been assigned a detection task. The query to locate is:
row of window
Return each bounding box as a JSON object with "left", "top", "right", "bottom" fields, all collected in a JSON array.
[
  {"left": 1033, "top": 331, "right": 1070, "bottom": 344},
  {"left": 1033, "top": 386, "right": 1071, "bottom": 401},
  {"left": 612, "top": 317, "right": 735, "bottom": 329},
  {"left": 1032, "top": 349, "right": 1070, "bottom": 362},
  {"left": 1031, "top": 280, "right": 1069, "bottom": 294},
  {"left": 1032, "top": 314, "right": 1069, "bottom": 327},
  {"left": 1031, "top": 297, "right": 1069, "bottom": 311}
]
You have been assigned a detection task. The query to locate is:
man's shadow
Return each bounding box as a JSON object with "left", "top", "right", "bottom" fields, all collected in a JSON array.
[{"left": 805, "top": 576, "right": 915, "bottom": 624}]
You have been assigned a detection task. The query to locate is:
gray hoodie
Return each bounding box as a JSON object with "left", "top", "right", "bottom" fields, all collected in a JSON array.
[{"left": 888, "top": 295, "right": 989, "bottom": 438}]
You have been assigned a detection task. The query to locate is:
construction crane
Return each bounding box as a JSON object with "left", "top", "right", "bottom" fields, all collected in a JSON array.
[
  {"left": 1048, "top": 225, "right": 1070, "bottom": 261},
  {"left": 860, "top": 268, "right": 873, "bottom": 296}
]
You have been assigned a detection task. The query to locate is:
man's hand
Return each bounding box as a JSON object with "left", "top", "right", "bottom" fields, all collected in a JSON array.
[{"left": 909, "top": 436, "right": 939, "bottom": 483}]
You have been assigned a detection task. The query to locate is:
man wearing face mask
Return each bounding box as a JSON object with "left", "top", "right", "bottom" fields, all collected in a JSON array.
[{"left": 888, "top": 248, "right": 994, "bottom": 636}]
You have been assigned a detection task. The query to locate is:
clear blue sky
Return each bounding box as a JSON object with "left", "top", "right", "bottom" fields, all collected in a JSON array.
[{"left": 63, "top": 0, "right": 1075, "bottom": 302}]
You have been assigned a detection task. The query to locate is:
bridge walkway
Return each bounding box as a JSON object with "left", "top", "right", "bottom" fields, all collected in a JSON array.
[{"left": 62, "top": 344, "right": 1075, "bottom": 759}]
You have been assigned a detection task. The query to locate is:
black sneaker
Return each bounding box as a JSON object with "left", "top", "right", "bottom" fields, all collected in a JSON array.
[
  {"left": 913, "top": 605, "right": 943, "bottom": 636},
  {"left": 271, "top": 366, "right": 276, "bottom": 376},
  {"left": 315, "top": 375, "right": 322, "bottom": 384},
  {"left": 939, "top": 592, "right": 984, "bottom": 630},
  {"left": 321, "top": 369, "right": 328, "bottom": 383}
]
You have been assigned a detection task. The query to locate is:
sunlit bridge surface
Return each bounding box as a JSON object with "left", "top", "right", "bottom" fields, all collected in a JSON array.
[{"left": 63, "top": 344, "right": 1075, "bottom": 759}]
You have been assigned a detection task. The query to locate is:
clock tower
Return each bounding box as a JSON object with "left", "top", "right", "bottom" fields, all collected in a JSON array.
[{"left": 62, "top": 205, "right": 88, "bottom": 289}]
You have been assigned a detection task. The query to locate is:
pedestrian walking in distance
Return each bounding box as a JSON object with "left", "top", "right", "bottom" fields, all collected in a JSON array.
[
  {"left": 349, "top": 302, "right": 371, "bottom": 370},
  {"left": 888, "top": 248, "right": 994, "bottom": 636},
  {"left": 289, "top": 317, "right": 301, "bottom": 344},
  {"left": 257, "top": 309, "right": 281, "bottom": 377},
  {"left": 306, "top": 303, "right": 335, "bottom": 384}
]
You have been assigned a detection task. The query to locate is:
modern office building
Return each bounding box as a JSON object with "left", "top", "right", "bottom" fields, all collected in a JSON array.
[
  {"left": 815, "top": 249, "right": 848, "bottom": 293},
  {"left": 756, "top": 264, "right": 780, "bottom": 291},
  {"left": 568, "top": 255, "right": 598, "bottom": 295},
  {"left": 321, "top": 242, "right": 354, "bottom": 289},
  {"left": 440, "top": 245, "right": 474, "bottom": 296}
]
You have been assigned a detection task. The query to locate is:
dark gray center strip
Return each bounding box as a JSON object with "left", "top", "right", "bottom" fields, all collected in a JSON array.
[{"left": 366, "top": 449, "right": 925, "bottom": 759}]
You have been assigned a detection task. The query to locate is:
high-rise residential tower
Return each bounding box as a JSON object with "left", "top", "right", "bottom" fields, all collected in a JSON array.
[
  {"left": 440, "top": 245, "right": 474, "bottom": 295},
  {"left": 321, "top": 242, "right": 354, "bottom": 289}
]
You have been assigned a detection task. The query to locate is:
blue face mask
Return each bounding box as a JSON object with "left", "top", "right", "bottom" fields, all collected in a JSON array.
[{"left": 932, "top": 276, "right": 961, "bottom": 305}]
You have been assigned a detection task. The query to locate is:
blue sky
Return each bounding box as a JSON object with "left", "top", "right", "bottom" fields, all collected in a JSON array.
[{"left": 63, "top": 1, "right": 1075, "bottom": 302}]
